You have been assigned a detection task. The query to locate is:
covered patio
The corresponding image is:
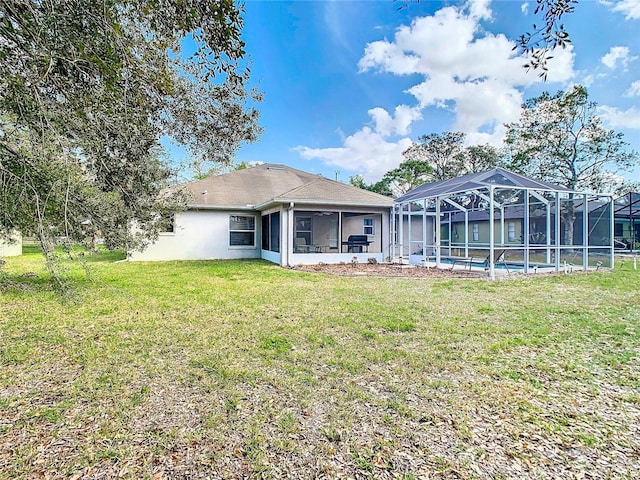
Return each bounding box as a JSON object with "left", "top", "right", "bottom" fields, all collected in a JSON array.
[{"left": 392, "top": 168, "right": 614, "bottom": 279}]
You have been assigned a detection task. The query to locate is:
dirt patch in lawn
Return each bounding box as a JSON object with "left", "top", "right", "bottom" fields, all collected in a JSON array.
[{"left": 292, "top": 262, "right": 485, "bottom": 278}]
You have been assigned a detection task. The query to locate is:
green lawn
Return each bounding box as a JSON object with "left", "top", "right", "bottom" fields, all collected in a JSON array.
[{"left": 1, "top": 249, "right": 639, "bottom": 479}]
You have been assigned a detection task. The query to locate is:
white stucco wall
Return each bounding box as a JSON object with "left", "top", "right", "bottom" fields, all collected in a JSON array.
[
  {"left": 128, "top": 210, "right": 260, "bottom": 261},
  {"left": 0, "top": 231, "right": 22, "bottom": 257}
]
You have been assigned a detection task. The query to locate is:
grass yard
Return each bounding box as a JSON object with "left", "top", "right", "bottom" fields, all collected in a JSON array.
[{"left": 1, "top": 248, "right": 639, "bottom": 479}]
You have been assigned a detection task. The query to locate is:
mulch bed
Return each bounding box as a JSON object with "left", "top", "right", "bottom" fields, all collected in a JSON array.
[{"left": 291, "top": 262, "right": 486, "bottom": 278}]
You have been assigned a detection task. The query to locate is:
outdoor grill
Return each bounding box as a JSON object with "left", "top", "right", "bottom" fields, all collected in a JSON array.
[{"left": 342, "top": 234, "right": 372, "bottom": 253}]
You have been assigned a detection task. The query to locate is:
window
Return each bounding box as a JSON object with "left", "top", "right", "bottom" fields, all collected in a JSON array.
[
  {"left": 472, "top": 223, "right": 479, "bottom": 241},
  {"left": 615, "top": 222, "right": 623, "bottom": 237},
  {"left": 270, "top": 213, "right": 280, "bottom": 252},
  {"left": 294, "top": 215, "right": 312, "bottom": 246},
  {"left": 229, "top": 215, "right": 255, "bottom": 247},
  {"left": 508, "top": 222, "right": 516, "bottom": 242},
  {"left": 363, "top": 218, "right": 374, "bottom": 235},
  {"left": 261, "top": 212, "right": 280, "bottom": 252},
  {"left": 159, "top": 215, "right": 175, "bottom": 233}
]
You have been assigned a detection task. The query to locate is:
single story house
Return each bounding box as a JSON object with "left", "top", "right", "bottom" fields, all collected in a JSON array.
[{"left": 128, "top": 164, "right": 394, "bottom": 265}]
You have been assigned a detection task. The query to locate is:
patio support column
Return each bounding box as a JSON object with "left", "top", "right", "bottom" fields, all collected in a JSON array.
[
  {"left": 398, "top": 204, "right": 404, "bottom": 262},
  {"left": 583, "top": 194, "right": 589, "bottom": 270},
  {"left": 555, "top": 192, "right": 561, "bottom": 272},
  {"left": 435, "top": 196, "right": 441, "bottom": 267},
  {"left": 423, "top": 199, "right": 428, "bottom": 265},
  {"left": 448, "top": 212, "right": 452, "bottom": 256},
  {"left": 464, "top": 210, "right": 469, "bottom": 258},
  {"left": 287, "top": 203, "right": 295, "bottom": 266},
  {"left": 408, "top": 205, "right": 412, "bottom": 261},
  {"left": 389, "top": 203, "right": 398, "bottom": 259},
  {"left": 500, "top": 204, "right": 505, "bottom": 246},
  {"left": 630, "top": 193, "right": 635, "bottom": 253},
  {"left": 610, "top": 195, "right": 615, "bottom": 268},
  {"left": 489, "top": 186, "right": 495, "bottom": 280},
  {"left": 546, "top": 198, "right": 552, "bottom": 264},
  {"left": 524, "top": 191, "right": 530, "bottom": 274}
]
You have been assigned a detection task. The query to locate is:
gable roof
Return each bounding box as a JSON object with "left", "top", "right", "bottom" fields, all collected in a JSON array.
[
  {"left": 396, "top": 167, "right": 575, "bottom": 203},
  {"left": 182, "top": 164, "right": 393, "bottom": 210}
]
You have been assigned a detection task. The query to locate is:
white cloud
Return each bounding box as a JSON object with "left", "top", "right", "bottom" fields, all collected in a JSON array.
[
  {"left": 601, "top": 46, "right": 636, "bottom": 69},
  {"left": 294, "top": 104, "right": 421, "bottom": 181},
  {"left": 624, "top": 80, "right": 640, "bottom": 97},
  {"left": 610, "top": 0, "right": 640, "bottom": 19},
  {"left": 294, "top": 127, "right": 414, "bottom": 182},
  {"left": 296, "top": 0, "right": 575, "bottom": 181},
  {"left": 467, "top": 0, "right": 493, "bottom": 20},
  {"left": 598, "top": 105, "right": 640, "bottom": 129},
  {"left": 368, "top": 105, "right": 423, "bottom": 137},
  {"left": 520, "top": 2, "right": 529, "bottom": 15}
]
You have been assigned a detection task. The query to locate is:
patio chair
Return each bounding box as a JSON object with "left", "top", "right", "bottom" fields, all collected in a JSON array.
[
  {"left": 484, "top": 249, "right": 509, "bottom": 273},
  {"left": 294, "top": 237, "right": 308, "bottom": 253}
]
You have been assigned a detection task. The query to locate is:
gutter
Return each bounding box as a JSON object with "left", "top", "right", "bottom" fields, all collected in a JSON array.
[{"left": 255, "top": 198, "right": 394, "bottom": 210}]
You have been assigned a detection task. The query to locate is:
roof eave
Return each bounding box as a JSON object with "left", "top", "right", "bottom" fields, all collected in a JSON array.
[
  {"left": 255, "top": 198, "right": 393, "bottom": 209},
  {"left": 187, "top": 204, "right": 257, "bottom": 211}
]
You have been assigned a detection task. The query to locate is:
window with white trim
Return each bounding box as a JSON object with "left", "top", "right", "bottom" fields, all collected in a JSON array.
[
  {"left": 472, "top": 223, "right": 479, "bottom": 241},
  {"left": 508, "top": 222, "right": 516, "bottom": 242},
  {"left": 229, "top": 215, "right": 255, "bottom": 247},
  {"left": 363, "top": 217, "right": 374, "bottom": 235},
  {"left": 159, "top": 215, "right": 175, "bottom": 234}
]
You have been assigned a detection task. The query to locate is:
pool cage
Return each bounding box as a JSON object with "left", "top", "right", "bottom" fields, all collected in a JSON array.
[
  {"left": 392, "top": 168, "right": 614, "bottom": 279},
  {"left": 614, "top": 192, "right": 640, "bottom": 252}
]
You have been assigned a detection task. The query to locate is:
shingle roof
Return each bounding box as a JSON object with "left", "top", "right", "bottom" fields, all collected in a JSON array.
[
  {"left": 270, "top": 178, "right": 394, "bottom": 207},
  {"left": 396, "top": 167, "right": 575, "bottom": 203},
  {"left": 183, "top": 164, "right": 393, "bottom": 209}
]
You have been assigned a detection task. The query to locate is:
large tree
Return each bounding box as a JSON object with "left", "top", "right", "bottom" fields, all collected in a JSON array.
[
  {"left": 351, "top": 136, "right": 499, "bottom": 198},
  {"left": 0, "top": 0, "right": 261, "bottom": 280},
  {"left": 402, "top": 132, "right": 466, "bottom": 182},
  {"left": 504, "top": 85, "right": 638, "bottom": 244},
  {"left": 401, "top": 132, "right": 498, "bottom": 183}
]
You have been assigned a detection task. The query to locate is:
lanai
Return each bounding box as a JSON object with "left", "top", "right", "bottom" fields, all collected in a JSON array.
[{"left": 393, "top": 168, "right": 614, "bottom": 279}]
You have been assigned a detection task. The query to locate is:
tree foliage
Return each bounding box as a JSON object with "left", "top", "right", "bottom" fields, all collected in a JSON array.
[
  {"left": 351, "top": 133, "right": 499, "bottom": 198},
  {"left": 402, "top": 132, "right": 499, "bottom": 183},
  {"left": 504, "top": 85, "right": 638, "bottom": 244},
  {"left": 349, "top": 175, "right": 394, "bottom": 197},
  {"left": 0, "top": 0, "right": 261, "bottom": 282},
  {"left": 514, "top": 0, "right": 577, "bottom": 80},
  {"left": 504, "top": 85, "right": 638, "bottom": 192}
]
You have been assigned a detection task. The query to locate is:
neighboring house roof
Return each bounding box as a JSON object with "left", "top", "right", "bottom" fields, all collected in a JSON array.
[
  {"left": 614, "top": 192, "right": 640, "bottom": 219},
  {"left": 396, "top": 167, "right": 575, "bottom": 203},
  {"left": 182, "top": 163, "right": 394, "bottom": 210}
]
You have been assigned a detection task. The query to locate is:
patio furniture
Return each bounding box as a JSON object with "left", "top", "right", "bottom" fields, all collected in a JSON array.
[{"left": 484, "top": 249, "right": 509, "bottom": 273}]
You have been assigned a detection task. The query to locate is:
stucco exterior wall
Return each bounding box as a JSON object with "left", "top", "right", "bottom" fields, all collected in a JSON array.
[{"left": 128, "top": 210, "right": 260, "bottom": 261}]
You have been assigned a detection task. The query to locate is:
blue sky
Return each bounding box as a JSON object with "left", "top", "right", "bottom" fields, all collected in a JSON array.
[{"left": 185, "top": 0, "right": 640, "bottom": 184}]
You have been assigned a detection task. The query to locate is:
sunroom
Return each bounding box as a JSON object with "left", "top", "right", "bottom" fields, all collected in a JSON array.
[{"left": 393, "top": 168, "right": 614, "bottom": 278}]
